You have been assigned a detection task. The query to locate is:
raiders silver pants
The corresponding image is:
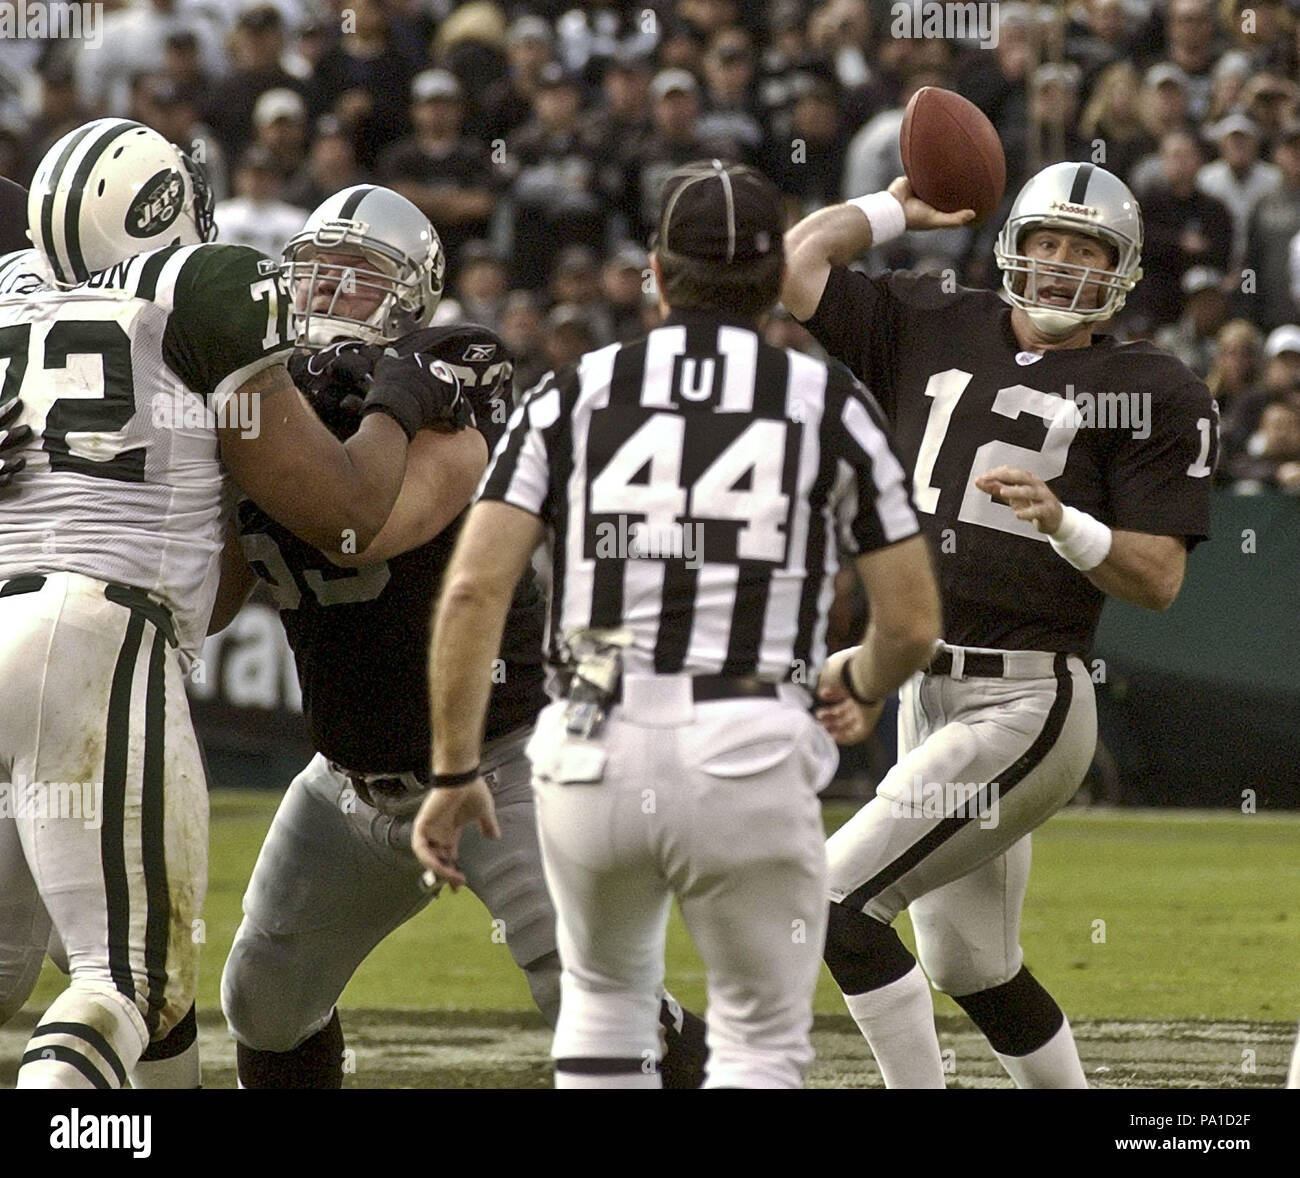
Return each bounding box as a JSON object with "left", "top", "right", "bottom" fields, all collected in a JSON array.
[
  {"left": 827, "top": 644, "right": 1096, "bottom": 997},
  {"left": 220, "top": 727, "right": 558, "bottom": 1052}
]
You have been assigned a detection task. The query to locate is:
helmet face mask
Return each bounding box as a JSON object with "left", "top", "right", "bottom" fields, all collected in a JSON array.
[
  {"left": 28, "top": 118, "right": 216, "bottom": 287},
  {"left": 282, "top": 187, "right": 445, "bottom": 348},
  {"left": 994, "top": 162, "right": 1143, "bottom": 338}
]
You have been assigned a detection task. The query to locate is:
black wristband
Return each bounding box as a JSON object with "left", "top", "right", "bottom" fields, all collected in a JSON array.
[
  {"left": 840, "top": 657, "right": 879, "bottom": 707},
  {"left": 431, "top": 767, "right": 480, "bottom": 788}
]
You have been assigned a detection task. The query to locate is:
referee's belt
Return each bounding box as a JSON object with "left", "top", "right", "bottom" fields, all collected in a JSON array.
[
  {"left": 0, "top": 572, "right": 178, "bottom": 647},
  {"left": 332, "top": 764, "right": 432, "bottom": 807},
  {"left": 612, "top": 674, "right": 780, "bottom": 705},
  {"left": 926, "top": 645, "right": 1064, "bottom": 681}
]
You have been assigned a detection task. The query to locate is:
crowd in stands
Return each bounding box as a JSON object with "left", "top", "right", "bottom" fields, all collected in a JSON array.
[{"left": 3, "top": 0, "right": 1300, "bottom": 491}]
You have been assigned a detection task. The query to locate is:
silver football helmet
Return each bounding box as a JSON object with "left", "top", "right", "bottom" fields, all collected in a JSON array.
[
  {"left": 994, "top": 162, "right": 1143, "bottom": 338},
  {"left": 28, "top": 118, "right": 215, "bottom": 287},
  {"left": 282, "top": 185, "right": 446, "bottom": 347}
]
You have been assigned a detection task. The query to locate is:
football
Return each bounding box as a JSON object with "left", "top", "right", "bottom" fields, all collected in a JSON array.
[{"left": 900, "top": 86, "right": 1007, "bottom": 224}]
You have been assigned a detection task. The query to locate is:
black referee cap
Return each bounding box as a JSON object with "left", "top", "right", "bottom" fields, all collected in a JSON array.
[{"left": 656, "top": 160, "right": 784, "bottom": 265}]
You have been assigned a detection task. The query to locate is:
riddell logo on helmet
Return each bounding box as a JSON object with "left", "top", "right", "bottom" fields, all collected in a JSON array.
[
  {"left": 1047, "top": 200, "right": 1099, "bottom": 218},
  {"left": 125, "top": 169, "right": 184, "bottom": 238}
]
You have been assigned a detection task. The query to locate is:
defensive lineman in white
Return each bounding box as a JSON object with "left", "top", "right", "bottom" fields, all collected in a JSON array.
[
  {"left": 0, "top": 119, "right": 467, "bottom": 1088},
  {"left": 413, "top": 161, "right": 941, "bottom": 1088}
]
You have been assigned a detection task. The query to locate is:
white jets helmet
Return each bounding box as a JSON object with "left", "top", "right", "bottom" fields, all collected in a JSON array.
[
  {"left": 28, "top": 118, "right": 215, "bottom": 287},
  {"left": 994, "top": 162, "right": 1143, "bottom": 338},
  {"left": 281, "top": 184, "right": 446, "bottom": 347}
]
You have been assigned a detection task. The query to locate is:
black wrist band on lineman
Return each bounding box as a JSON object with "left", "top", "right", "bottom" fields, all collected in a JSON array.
[
  {"left": 432, "top": 767, "right": 480, "bottom": 788},
  {"left": 840, "top": 658, "right": 878, "bottom": 707}
]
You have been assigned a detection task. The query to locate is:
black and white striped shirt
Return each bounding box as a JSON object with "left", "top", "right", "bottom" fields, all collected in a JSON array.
[{"left": 478, "top": 310, "right": 920, "bottom": 681}]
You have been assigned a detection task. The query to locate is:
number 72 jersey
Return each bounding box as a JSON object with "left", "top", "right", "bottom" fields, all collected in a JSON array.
[
  {"left": 0, "top": 242, "right": 292, "bottom": 656},
  {"left": 804, "top": 267, "right": 1219, "bottom": 655}
]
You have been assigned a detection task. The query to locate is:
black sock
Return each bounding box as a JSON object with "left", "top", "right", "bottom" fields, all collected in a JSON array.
[
  {"left": 822, "top": 901, "right": 916, "bottom": 995},
  {"left": 658, "top": 999, "right": 708, "bottom": 1089},
  {"left": 950, "top": 966, "right": 1065, "bottom": 1056},
  {"left": 236, "top": 1009, "right": 345, "bottom": 1089},
  {"left": 139, "top": 1002, "right": 197, "bottom": 1061}
]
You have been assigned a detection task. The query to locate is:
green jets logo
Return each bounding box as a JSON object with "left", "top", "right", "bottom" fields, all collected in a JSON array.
[{"left": 125, "top": 169, "right": 184, "bottom": 238}]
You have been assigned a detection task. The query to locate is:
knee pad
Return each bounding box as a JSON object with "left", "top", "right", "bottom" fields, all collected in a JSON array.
[
  {"left": 949, "top": 966, "right": 1065, "bottom": 1056},
  {"left": 221, "top": 924, "right": 325, "bottom": 1054},
  {"left": 17, "top": 983, "right": 147, "bottom": 1089},
  {"left": 822, "top": 902, "right": 916, "bottom": 995}
]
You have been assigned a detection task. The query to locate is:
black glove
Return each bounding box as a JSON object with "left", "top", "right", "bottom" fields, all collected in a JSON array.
[
  {"left": 288, "top": 341, "right": 383, "bottom": 436},
  {"left": 0, "top": 397, "right": 31, "bottom": 489},
  {"left": 361, "top": 350, "right": 472, "bottom": 439}
]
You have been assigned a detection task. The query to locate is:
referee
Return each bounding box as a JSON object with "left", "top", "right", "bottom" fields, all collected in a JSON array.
[{"left": 413, "top": 161, "right": 942, "bottom": 1088}]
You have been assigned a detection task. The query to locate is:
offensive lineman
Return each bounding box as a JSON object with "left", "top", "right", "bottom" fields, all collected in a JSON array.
[
  {"left": 217, "top": 185, "right": 709, "bottom": 1088},
  {"left": 782, "top": 164, "right": 1218, "bottom": 1087},
  {"left": 0, "top": 120, "right": 459, "bottom": 1089},
  {"left": 415, "top": 161, "right": 943, "bottom": 1088}
]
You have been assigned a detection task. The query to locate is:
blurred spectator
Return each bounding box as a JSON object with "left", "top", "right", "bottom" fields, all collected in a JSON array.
[
  {"left": 141, "top": 78, "right": 229, "bottom": 204},
  {"left": 766, "top": 72, "right": 849, "bottom": 217},
  {"left": 1128, "top": 63, "right": 1195, "bottom": 195},
  {"left": 477, "top": 14, "right": 554, "bottom": 144},
  {"left": 549, "top": 245, "right": 613, "bottom": 343},
  {"left": 697, "top": 29, "right": 764, "bottom": 161},
  {"left": 543, "top": 303, "right": 599, "bottom": 370},
  {"left": 1221, "top": 324, "right": 1300, "bottom": 460},
  {"left": 252, "top": 89, "right": 309, "bottom": 184},
  {"left": 1025, "top": 63, "right": 1091, "bottom": 169},
  {"left": 1161, "top": 0, "right": 1225, "bottom": 121},
  {"left": 306, "top": 0, "right": 422, "bottom": 170},
  {"left": 1065, "top": 0, "right": 1136, "bottom": 90},
  {"left": 1242, "top": 121, "right": 1300, "bottom": 332},
  {"left": 1197, "top": 114, "right": 1281, "bottom": 271},
  {"left": 282, "top": 116, "right": 368, "bottom": 212},
  {"left": 1203, "top": 49, "right": 1252, "bottom": 126},
  {"left": 807, "top": 0, "right": 872, "bottom": 91},
  {"left": 18, "top": 62, "right": 86, "bottom": 185},
  {"left": 1206, "top": 318, "right": 1263, "bottom": 440},
  {"left": 455, "top": 241, "right": 510, "bottom": 330},
  {"left": 581, "top": 51, "right": 654, "bottom": 163},
  {"left": 433, "top": 1, "right": 509, "bottom": 103},
  {"left": 1126, "top": 129, "right": 1233, "bottom": 331},
  {"left": 1224, "top": 0, "right": 1294, "bottom": 72},
  {"left": 602, "top": 242, "right": 651, "bottom": 341},
  {"left": 1239, "top": 74, "right": 1300, "bottom": 146},
  {"left": 498, "top": 289, "right": 548, "bottom": 394},
  {"left": 377, "top": 70, "right": 496, "bottom": 273},
  {"left": 214, "top": 146, "right": 308, "bottom": 260},
  {"left": 621, "top": 68, "right": 740, "bottom": 244},
  {"left": 283, "top": 8, "right": 336, "bottom": 83},
  {"left": 955, "top": 2, "right": 1035, "bottom": 189},
  {"left": 1222, "top": 399, "right": 1300, "bottom": 493},
  {"left": 505, "top": 62, "right": 616, "bottom": 289},
  {"left": 159, "top": 30, "right": 215, "bottom": 122},
  {"left": 1078, "top": 62, "right": 1150, "bottom": 182},
  {"left": 75, "top": 0, "right": 225, "bottom": 117},
  {"left": 207, "top": 6, "right": 306, "bottom": 165},
  {"left": 1155, "top": 266, "right": 1229, "bottom": 377}
]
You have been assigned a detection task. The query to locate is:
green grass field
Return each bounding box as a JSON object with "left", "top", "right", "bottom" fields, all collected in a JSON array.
[{"left": 4, "top": 795, "right": 1298, "bottom": 1088}]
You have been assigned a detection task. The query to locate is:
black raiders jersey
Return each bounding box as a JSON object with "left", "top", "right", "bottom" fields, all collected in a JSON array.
[
  {"left": 237, "top": 324, "right": 548, "bottom": 773},
  {"left": 804, "top": 268, "right": 1219, "bottom": 655}
]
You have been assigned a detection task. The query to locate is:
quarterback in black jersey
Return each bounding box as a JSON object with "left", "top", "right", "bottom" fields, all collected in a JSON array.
[
  {"left": 783, "top": 163, "right": 1218, "bottom": 1088},
  {"left": 214, "top": 186, "right": 706, "bottom": 1088}
]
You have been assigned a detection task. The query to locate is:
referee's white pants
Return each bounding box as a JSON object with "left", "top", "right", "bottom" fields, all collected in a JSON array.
[
  {"left": 528, "top": 681, "right": 835, "bottom": 1089},
  {"left": 0, "top": 573, "right": 207, "bottom": 1085}
]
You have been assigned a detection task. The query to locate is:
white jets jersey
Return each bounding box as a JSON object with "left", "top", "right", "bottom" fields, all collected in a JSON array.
[
  {"left": 0, "top": 241, "right": 292, "bottom": 655},
  {"left": 0, "top": 248, "right": 55, "bottom": 296}
]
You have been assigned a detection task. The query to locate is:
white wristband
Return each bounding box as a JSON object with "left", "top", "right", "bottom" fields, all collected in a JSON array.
[
  {"left": 847, "top": 191, "right": 906, "bottom": 246},
  {"left": 1049, "top": 505, "right": 1113, "bottom": 571}
]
